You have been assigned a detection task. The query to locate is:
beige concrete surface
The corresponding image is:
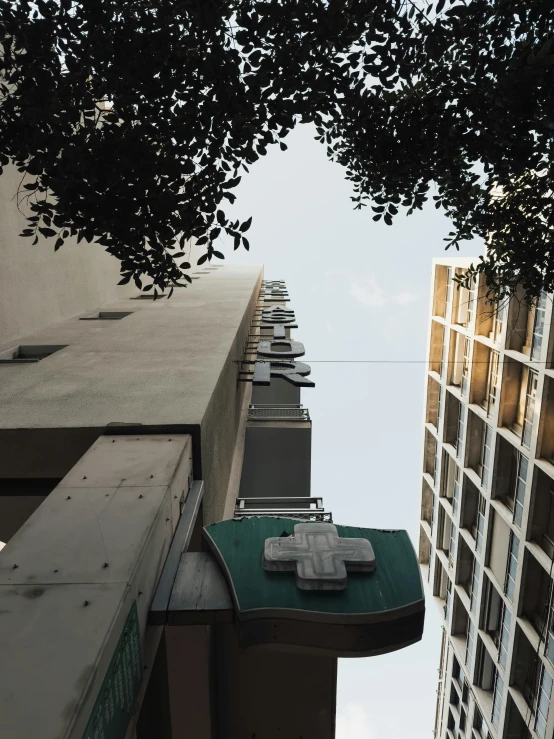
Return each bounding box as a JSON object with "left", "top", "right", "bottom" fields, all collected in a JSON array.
[
  {"left": 0, "top": 263, "right": 263, "bottom": 523},
  {"left": 0, "top": 164, "right": 135, "bottom": 345}
]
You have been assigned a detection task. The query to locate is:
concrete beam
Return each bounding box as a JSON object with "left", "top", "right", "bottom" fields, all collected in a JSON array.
[{"left": 0, "top": 434, "right": 192, "bottom": 739}]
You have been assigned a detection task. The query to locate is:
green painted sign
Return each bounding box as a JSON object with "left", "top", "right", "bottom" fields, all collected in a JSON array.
[
  {"left": 82, "top": 602, "right": 142, "bottom": 739},
  {"left": 204, "top": 517, "right": 425, "bottom": 657}
]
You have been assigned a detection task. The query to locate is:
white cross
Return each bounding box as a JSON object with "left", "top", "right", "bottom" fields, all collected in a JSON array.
[{"left": 263, "top": 523, "right": 376, "bottom": 591}]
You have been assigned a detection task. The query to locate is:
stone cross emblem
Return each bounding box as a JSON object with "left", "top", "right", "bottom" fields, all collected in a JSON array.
[{"left": 263, "top": 523, "right": 376, "bottom": 591}]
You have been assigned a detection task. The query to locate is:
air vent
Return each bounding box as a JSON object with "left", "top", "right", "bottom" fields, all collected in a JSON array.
[
  {"left": 0, "top": 345, "right": 67, "bottom": 364},
  {"left": 80, "top": 311, "right": 133, "bottom": 321}
]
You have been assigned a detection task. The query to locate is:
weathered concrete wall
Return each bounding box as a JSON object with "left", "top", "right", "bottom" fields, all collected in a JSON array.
[
  {"left": 0, "top": 164, "right": 135, "bottom": 345},
  {"left": 0, "top": 264, "right": 263, "bottom": 523}
]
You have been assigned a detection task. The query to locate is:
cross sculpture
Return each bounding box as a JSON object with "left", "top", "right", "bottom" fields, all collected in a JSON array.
[{"left": 263, "top": 522, "right": 376, "bottom": 591}]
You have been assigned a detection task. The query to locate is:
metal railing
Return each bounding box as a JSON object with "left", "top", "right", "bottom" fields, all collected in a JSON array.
[
  {"left": 235, "top": 497, "right": 332, "bottom": 522},
  {"left": 247, "top": 404, "right": 310, "bottom": 421}
]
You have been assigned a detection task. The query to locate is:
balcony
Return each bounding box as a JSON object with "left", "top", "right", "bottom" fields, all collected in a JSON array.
[
  {"left": 511, "top": 624, "right": 541, "bottom": 714},
  {"left": 499, "top": 356, "right": 538, "bottom": 449},
  {"left": 424, "top": 428, "right": 439, "bottom": 486},
  {"left": 469, "top": 343, "right": 499, "bottom": 418},
  {"left": 426, "top": 375, "right": 442, "bottom": 431},
  {"left": 537, "top": 376, "right": 554, "bottom": 465},
  {"left": 521, "top": 548, "right": 552, "bottom": 641},
  {"left": 491, "top": 435, "right": 527, "bottom": 527}
]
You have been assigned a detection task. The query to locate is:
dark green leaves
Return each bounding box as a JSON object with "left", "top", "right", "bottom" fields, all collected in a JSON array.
[{"left": 1, "top": 0, "right": 552, "bottom": 299}]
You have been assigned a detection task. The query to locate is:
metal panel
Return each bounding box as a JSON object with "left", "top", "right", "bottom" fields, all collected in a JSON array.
[
  {"left": 149, "top": 480, "right": 204, "bottom": 625},
  {"left": 168, "top": 552, "right": 233, "bottom": 625}
]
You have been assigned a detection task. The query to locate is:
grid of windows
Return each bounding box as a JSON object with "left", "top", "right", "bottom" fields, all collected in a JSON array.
[
  {"left": 505, "top": 532, "right": 519, "bottom": 602},
  {"left": 421, "top": 263, "right": 554, "bottom": 739}
]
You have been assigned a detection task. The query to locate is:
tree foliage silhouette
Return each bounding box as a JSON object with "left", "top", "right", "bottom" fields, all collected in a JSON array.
[{"left": 1, "top": 0, "right": 553, "bottom": 299}]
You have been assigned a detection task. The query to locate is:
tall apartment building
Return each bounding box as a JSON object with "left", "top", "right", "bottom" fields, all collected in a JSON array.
[{"left": 419, "top": 258, "right": 554, "bottom": 739}]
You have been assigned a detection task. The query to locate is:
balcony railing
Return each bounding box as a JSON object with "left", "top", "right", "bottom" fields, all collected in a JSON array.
[
  {"left": 248, "top": 404, "right": 310, "bottom": 421},
  {"left": 235, "top": 496, "right": 331, "bottom": 522}
]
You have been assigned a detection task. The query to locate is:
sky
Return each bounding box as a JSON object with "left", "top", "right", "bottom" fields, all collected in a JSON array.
[{"left": 220, "top": 123, "right": 484, "bottom": 738}]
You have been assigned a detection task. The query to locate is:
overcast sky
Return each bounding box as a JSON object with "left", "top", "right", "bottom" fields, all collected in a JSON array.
[{"left": 223, "top": 123, "right": 482, "bottom": 738}]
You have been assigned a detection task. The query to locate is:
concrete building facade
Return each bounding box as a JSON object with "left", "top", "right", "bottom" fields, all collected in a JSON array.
[
  {"left": 419, "top": 258, "right": 554, "bottom": 739},
  {"left": 0, "top": 169, "right": 425, "bottom": 738}
]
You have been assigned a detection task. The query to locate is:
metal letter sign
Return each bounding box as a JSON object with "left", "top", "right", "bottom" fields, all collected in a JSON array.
[
  {"left": 263, "top": 523, "right": 376, "bottom": 590},
  {"left": 254, "top": 282, "right": 315, "bottom": 388}
]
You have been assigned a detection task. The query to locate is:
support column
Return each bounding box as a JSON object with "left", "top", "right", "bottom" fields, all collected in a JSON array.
[{"left": 0, "top": 433, "right": 192, "bottom": 739}]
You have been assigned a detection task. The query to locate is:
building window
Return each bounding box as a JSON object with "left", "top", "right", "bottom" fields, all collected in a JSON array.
[
  {"left": 485, "top": 351, "right": 500, "bottom": 416},
  {"left": 466, "top": 276, "right": 477, "bottom": 328},
  {"left": 437, "top": 385, "right": 443, "bottom": 431},
  {"left": 480, "top": 424, "right": 494, "bottom": 490},
  {"left": 492, "top": 670, "right": 504, "bottom": 728},
  {"left": 493, "top": 300, "right": 507, "bottom": 344},
  {"left": 0, "top": 344, "right": 67, "bottom": 363},
  {"left": 456, "top": 404, "right": 466, "bottom": 459},
  {"left": 473, "top": 707, "right": 490, "bottom": 739},
  {"left": 449, "top": 522, "right": 457, "bottom": 570},
  {"left": 535, "top": 663, "right": 553, "bottom": 739},
  {"left": 452, "top": 465, "right": 461, "bottom": 518},
  {"left": 531, "top": 292, "right": 548, "bottom": 361},
  {"left": 433, "top": 439, "right": 440, "bottom": 487},
  {"left": 476, "top": 494, "right": 486, "bottom": 553},
  {"left": 440, "top": 326, "right": 448, "bottom": 379},
  {"left": 445, "top": 577, "right": 453, "bottom": 623},
  {"left": 522, "top": 369, "right": 538, "bottom": 449},
  {"left": 546, "top": 585, "right": 554, "bottom": 666},
  {"left": 498, "top": 603, "right": 511, "bottom": 670},
  {"left": 445, "top": 267, "right": 454, "bottom": 320},
  {"left": 461, "top": 337, "right": 471, "bottom": 396},
  {"left": 466, "top": 618, "right": 476, "bottom": 671},
  {"left": 428, "top": 544, "right": 433, "bottom": 583},
  {"left": 513, "top": 453, "right": 528, "bottom": 528},
  {"left": 470, "top": 559, "right": 481, "bottom": 614},
  {"left": 505, "top": 532, "right": 519, "bottom": 602}
]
